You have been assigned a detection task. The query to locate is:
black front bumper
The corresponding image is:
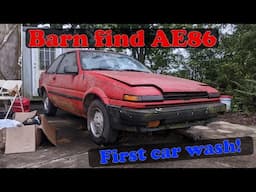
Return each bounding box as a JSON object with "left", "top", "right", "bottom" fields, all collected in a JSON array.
[{"left": 107, "top": 102, "right": 226, "bottom": 132}]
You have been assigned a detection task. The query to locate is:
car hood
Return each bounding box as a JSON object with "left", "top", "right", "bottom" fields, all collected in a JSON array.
[{"left": 92, "top": 71, "right": 214, "bottom": 92}]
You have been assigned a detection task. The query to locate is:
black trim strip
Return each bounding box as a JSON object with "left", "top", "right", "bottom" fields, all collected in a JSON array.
[{"left": 48, "top": 90, "right": 83, "bottom": 101}]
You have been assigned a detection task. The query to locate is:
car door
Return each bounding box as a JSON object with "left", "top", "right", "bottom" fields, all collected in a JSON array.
[
  {"left": 44, "top": 54, "right": 64, "bottom": 105},
  {"left": 53, "top": 52, "right": 82, "bottom": 115}
]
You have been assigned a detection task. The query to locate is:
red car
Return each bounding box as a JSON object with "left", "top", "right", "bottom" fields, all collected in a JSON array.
[{"left": 38, "top": 50, "right": 225, "bottom": 145}]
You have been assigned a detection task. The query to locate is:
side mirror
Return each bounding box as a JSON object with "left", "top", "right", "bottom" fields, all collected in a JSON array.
[{"left": 64, "top": 65, "right": 78, "bottom": 74}]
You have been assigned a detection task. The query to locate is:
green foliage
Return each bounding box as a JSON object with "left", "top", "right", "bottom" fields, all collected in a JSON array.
[
  {"left": 232, "top": 79, "right": 256, "bottom": 112},
  {"left": 180, "top": 24, "right": 256, "bottom": 112}
]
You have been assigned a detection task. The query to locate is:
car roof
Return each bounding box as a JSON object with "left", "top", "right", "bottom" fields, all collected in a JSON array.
[{"left": 62, "top": 49, "right": 129, "bottom": 57}]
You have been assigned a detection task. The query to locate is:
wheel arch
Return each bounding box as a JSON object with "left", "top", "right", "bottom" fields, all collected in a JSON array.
[
  {"left": 83, "top": 87, "right": 110, "bottom": 114},
  {"left": 41, "top": 86, "right": 46, "bottom": 93},
  {"left": 38, "top": 86, "right": 47, "bottom": 97}
]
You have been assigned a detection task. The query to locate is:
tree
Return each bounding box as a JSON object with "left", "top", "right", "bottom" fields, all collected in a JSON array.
[
  {"left": 28, "top": 23, "right": 256, "bottom": 112},
  {"left": 182, "top": 24, "right": 256, "bottom": 112}
]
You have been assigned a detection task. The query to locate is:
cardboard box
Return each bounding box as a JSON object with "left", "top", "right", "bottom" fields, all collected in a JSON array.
[{"left": 0, "top": 111, "right": 56, "bottom": 154}]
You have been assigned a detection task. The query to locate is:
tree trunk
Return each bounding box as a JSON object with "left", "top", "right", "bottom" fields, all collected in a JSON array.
[{"left": 131, "top": 47, "right": 147, "bottom": 64}]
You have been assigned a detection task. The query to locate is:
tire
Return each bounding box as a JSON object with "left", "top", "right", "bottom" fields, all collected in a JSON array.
[
  {"left": 43, "top": 91, "right": 57, "bottom": 116},
  {"left": 87, "top": 99, "right": 118, "bottom": 145}
]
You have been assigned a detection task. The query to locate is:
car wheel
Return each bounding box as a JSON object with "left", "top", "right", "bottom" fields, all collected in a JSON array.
[
  {"left": 43, "top": 91, "right": 57, "bottom": 116},
  {"left": 87, "top": 100, "right": 118, "bottom": 145}
]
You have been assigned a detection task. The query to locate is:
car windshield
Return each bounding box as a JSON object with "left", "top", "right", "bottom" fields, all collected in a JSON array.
[{"left": 80, "top": 51, "right": 152, "bottom": 73}]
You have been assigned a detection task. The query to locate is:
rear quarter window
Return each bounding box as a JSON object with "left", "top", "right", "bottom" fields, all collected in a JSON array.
[
  {"left": 56, "top": 52, "right": 77, "bottom": 74},
  {"left": 47, "top": 55, "right": 64, "bottom": 74}
]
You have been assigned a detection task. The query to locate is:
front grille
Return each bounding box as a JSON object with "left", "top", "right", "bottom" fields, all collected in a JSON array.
[{"left": 163, "top": 92, "right": 209, "bottom": 100}]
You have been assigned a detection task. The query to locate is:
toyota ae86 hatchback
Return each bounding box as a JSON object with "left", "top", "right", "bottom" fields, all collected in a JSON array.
[{"left": 38, "top": 50, "right": 226, "bottom": 145}]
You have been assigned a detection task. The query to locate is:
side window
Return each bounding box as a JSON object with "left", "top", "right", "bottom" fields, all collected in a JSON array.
[
  {"left": 47, "top": 55, "right": 64, "bottom": 74},
  {"left": 56, "top": 53, "right": 77, "bottom": 74}
]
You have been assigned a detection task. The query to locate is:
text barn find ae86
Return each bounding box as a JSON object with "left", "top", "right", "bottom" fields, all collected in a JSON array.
[{"left": 26, "top": 29, "right": 218, "bottom": 48}]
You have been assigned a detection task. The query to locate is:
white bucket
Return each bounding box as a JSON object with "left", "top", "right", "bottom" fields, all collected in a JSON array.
[{"left": 220, "top": 96, "right": 232, "bottom": 112}]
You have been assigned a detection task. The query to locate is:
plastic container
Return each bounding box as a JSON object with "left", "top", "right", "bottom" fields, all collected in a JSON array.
[
  {"left": 12, "top": 97, "right": 30, "bottom": 112},
  {"left": 220, "top": 95, "right": 233, "bottom": 112}
]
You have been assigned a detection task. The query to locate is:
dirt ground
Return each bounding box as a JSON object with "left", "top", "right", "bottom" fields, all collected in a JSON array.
[
  {"left": 218, "top": 112, "right": 256, "bottom": 126},
  {"left": 0, "top": 102, "right": 256, "bottom": 168}
]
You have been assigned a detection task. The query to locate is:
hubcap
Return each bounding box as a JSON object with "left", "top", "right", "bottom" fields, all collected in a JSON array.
[{"left": 90, "top": 108, "right": 104, "bottom": 138}]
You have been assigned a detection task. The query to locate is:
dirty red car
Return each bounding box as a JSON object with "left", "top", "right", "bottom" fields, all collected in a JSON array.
[{"left": 38, "top": 50, "right": 226, "bottom": 145}]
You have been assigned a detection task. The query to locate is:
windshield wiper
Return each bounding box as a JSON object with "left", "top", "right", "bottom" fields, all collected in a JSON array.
[
  {"left": 121, "top": 69, "right": 150, "bottom": 73},
  {"left": 87, "top": 68, "right": 114, "bottom": 71}
]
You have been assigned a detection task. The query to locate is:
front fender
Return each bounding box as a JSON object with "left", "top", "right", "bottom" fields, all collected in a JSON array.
[{"left": 83, "top": 87, "right": 110, "bottom": 105}]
